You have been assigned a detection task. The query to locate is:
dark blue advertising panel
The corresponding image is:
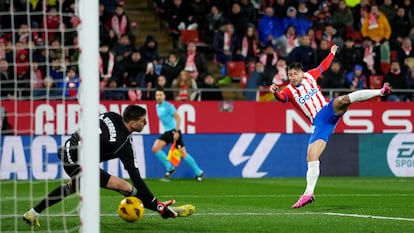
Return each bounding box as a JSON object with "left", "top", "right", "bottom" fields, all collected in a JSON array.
[{"left": 0, "top": 134, "right": 311, "bottom": 179}]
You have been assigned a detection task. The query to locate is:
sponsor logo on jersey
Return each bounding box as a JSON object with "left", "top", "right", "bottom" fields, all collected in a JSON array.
[{"left": 298, "top": 88, "right": 318, "bottom": 104}]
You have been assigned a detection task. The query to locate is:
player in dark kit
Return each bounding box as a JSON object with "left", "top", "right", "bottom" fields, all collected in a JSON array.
[{"left": 23, "top": 105, "right": 194, "bottom": 227}]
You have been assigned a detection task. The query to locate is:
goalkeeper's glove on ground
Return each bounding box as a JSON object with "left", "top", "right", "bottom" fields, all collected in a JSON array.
[{"left": 157, "top": 200, "right": 178, "bottom": 219}]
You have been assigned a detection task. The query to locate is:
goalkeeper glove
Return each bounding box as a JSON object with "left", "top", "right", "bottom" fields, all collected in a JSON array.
[{"left": 157, "top": 200, "right": 178, "bottom": 219}]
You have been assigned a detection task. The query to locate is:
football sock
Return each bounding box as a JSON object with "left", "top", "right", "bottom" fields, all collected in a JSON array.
[
  {"left": 183, "top": 153, "right": 202, "bottom": 175},
  {"left": 348, "top": 90, "right": 381, "bottom": 103},
  {"left": 304, "top": 161, "right": 320, "bottom": 195},
  {"left": 154, "top": 150, "right": 174, "bottom": 170},
  {"left": 33, "top": 183, "right": 73, "bottom": 213}
]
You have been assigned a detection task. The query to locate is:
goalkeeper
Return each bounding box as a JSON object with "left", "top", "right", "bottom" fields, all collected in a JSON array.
[{"left": 23, "top": 105, "right": 194, "bottom": 227}]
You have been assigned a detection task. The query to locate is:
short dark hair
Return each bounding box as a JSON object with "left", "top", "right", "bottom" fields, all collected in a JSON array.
[
  {"left": 288, "top": 62, "right": 303, "bottom": 71},
  {"left": 123, "top": 105, "right": 146, "bottom": 122},
  {"left": 155, "top": 87, "right": 165, "bottom": 93}
]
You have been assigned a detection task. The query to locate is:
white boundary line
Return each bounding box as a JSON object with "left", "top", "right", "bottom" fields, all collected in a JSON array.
[{"left": 5, "top": 212, "right": 413, "bottom": 222}]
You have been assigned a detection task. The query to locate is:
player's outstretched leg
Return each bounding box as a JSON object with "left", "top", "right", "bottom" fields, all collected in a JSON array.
[{"left": 22, "top": 208, "right": 40, "bottom": 227}]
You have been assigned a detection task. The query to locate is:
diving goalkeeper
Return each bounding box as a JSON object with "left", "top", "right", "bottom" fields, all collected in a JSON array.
[{"left": 23, "top": 105, "right": 194, "bottom": 227}]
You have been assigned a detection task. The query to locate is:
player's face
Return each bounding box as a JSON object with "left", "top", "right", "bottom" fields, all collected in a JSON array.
[
  {"left": 131, "top": 116, "right": 147, "bottom": 132},
  {"left": 287, "top": 68, "right": 303, "bottom": 86},
  {"left": 155, "top": 90, "right": 165, "bottom": 103}
]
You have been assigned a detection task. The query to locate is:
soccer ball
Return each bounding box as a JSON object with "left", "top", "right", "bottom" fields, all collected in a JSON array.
[{"left": 117, "top": 196, "right": 145, "bottom": 222}]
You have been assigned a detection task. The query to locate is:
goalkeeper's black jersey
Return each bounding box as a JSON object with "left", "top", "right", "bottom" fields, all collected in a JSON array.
[{"left": 98, "top": 112, "right": 136, "bottom": 170}]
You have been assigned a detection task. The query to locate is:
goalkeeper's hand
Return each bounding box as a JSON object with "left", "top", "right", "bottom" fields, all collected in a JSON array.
[{"left": 157, "top": 200, "right": 178, "bottom": 219}]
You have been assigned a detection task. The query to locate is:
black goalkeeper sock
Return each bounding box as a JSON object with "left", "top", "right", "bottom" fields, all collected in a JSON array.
[{"left": 34, "top": 184, "right": 73, "bottom": 213}]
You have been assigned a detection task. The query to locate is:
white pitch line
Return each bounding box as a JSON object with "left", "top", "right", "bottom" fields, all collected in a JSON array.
[
  {"left": 321, "top": 212, "right": 414, "bottom": 222},
  {"left": 3, "top": 212, "right": 414, "bottom": 222}
]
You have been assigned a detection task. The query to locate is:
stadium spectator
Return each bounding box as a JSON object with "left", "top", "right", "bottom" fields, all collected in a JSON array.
[
  {"left": 296, "top": 0, "right": 314, "bottom": 22},
  {"left": 99, "top": 42, "right": 116, "bottom": 89},
  {"left": 307, "top": 28, "right": 318, "bottom": 50},
  {"left": 161, "top": 52, "right": 184, "bottom": 86},
  {"left": 379, "top": 0, "right": 396, "bottom": 22},
  {"left": 62, "top": 66, "right": 80, "bottom": 100},
  {"left": 204, "top": 5, "right": 226, "bottom": 44},
  {"left": 240, "top": 23, "right": 260, "bottom": 63},
  {"left": 198, "top": 73, "right": 223, "bottom": 100},
  {"left": 345, "top": 64, "right": 367, "bottom": 90},
  {"left": 166, "top": 0, "right": 198, "bottom": 37},
  {"left": 32, "top": 76, "right": 62, "bottom": 100},
  {"left": 272, "top": 0, "right": 289, "bottom": 19},
  {"left": 322, "top": 24, "right": 343, "bottom": 47},
  {"left": 239, "top": 0, "right": 257, "bottom": 25},
  {"left": 316, "top": 39, "right": 330, "bottom": 64},
  {"left": 180, "top": 41, "right": 208, "bottom": 83},
  {"left": 41, "top": 7, "right": 62, "bottom": 43},
  {"left": 389, "top": 7, "right": 411, "bottom": 50},
  {"left": 361, "top": 37, "right": 379, "bottom": 75},
  {"left": 281, "top": 25, "right": 299, "bottom": 56},
  {"left": 107, "top": 4, "right": 131, "bottom": 40},
  {"left": 287, "top": 34, "right": 316, "bottom": 71},
  {"left": 282, "top": 6, "right": 313, "bottom": 37},
  {"left": 243, "top": 61, "right": 264, "bottom": 101},
  {"left": 259, "top": 45, "right": 278, "bottom": 70},
  {"left": 171, "top": 70, "right": 198, "bottom": 101},
  {"left": 101, "top": 77, "right": 127, "bottom": 100},
  {"left": 397, "top": 37, "right": 414, "bottom": 72},
  {"left": 0, "top": 38, "right": 6, "bottom": 60},
  {"left": 311, "top": 1, "right": 333, "bottom": 30},
  {"left": 339, "top": 37, "right": 363, "bottom": 74},
  {"left": 0, "top": 59, "right": 15, "bottom": 100},
  {"left": 99, "top": 2, "right": 112, "bottom": 46},
  {"left": 258, "top": 7, "right": 284, "bottom": 50},
  {"left": 209, "top": 0, "right": 232, "bottom": 18},
  {"left": 101, "top": 0, "right": 118, "bottom": 16},
  {"left": 361, "top": 5, "right": 391, "bottom": 64},
  {"left": 228, "top": 2, "right": 249, "bottom": 41},
  {"left": 112, "top": 33, "right": 135, "bottom": 62},
  {"left": 212, "top": 22, "right": 242, "bottom": 66},
  {"left": 332, "top": 0, "right": 354, "bottom": 36},
  {"left": 382, "top": 61, "right": 409, "bottom": 101},
  {"left": 318, "top": 60, "right": 345, "bottom": 98},
  {"left": 30, "top": 62, "right": 44, "bottom": 95},
  {"left": 189, "top": 0, "right": 209, "bottom": 33},
  {"left": 15, "top": 24, "right": 31, "bottom": 45},
  {"left": 154, "top": 75, "right": 174, "bottom": 100},
  {"left": 49, "top": 57, "right": 66, "bottom": 90},
  {"left": 122, "top": 50, "right": 154, "bottom": 100},
  {"left": 139, "top": 35, "right": 160, "bottom": 64},
  {"left": 15, "top": 49, "right": 31, "bottom": 98}
]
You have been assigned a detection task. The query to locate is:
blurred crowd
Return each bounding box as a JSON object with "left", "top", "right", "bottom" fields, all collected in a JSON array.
[{"left": 0, "top": 0, "right": 413, "bottom": 102}]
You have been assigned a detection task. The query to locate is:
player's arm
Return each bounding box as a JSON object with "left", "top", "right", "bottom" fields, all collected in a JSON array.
[
  {"left": 173, "top": 111, "right": 180, "bottom": 132},
  {"left": 125, "top": 166, "right": 177, "bottom": 219},
  {"left": 308, "top": 44, "right": 338, "bottom": 78},
  {"left": 269, "top": 84, "right": 288, "bottom": 103}
]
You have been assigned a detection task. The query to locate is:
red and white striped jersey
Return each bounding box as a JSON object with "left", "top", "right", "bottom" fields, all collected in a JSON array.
[
  {"left": 281, "top": 72, "right": 327, "bottom": 122},
  {"left": 274, "top": 52, "right": 335, "bottom": 123}
]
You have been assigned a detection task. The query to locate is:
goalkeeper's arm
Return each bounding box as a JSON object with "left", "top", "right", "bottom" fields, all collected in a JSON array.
[{"left": 127, "top": 168, "right": 177, "bottom": 219}]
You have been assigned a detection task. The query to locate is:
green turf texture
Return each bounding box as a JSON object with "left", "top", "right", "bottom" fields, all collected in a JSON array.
[{"left": 1, "top": 177, "right": 414, "bottom": 233}]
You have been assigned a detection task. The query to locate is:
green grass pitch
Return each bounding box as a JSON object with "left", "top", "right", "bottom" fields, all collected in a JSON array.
[{"left": 1, "top": 177, "right": 414, "bottom": 233}]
